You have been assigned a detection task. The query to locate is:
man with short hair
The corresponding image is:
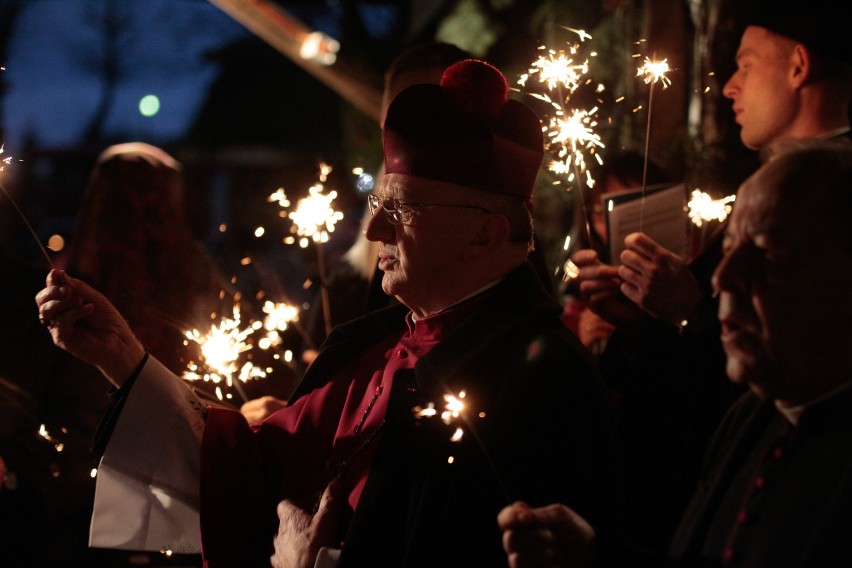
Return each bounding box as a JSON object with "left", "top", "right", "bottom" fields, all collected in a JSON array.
[
  {"left": 569, "top": 0, "right": 852, "bottom": 554},
  {"left": 501, "top": 139, "right": 852, "bottom": 567},
  {"left": 36, "top": 59, "right": 621, "bottom": 567}
]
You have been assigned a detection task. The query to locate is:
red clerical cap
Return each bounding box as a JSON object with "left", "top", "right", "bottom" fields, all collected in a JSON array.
[{"left": 383, "top": 59, "right": 544, "bottom": 200}]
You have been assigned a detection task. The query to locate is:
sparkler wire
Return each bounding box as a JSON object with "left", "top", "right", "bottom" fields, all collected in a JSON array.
[
  {"left": 0, "top": 179, "right": 54, "bottom": 269},
  {"left": 639, "top": 82, "right": 655, "bottom": 233}
]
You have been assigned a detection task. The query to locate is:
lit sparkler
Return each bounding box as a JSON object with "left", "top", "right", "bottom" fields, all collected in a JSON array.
[
  {"left": 183, "top": 305, "right": 266, "bottom": 402},
  {"left": 414, "top": 390, "right": 468, "bottom": 443},
  {"left": 517, "top": 28, "right": 605, "bottom": 264},
  {"left": 268, "top": 164, "right": 344, "bottom": 336},
  {"left": 0, "top": 143, "right": 53, "bottom": 268},
  {"left": 412, "top": 389, "right": 509, "bottom": 500},
  {"left": 37, "top": 423, "right": 65, "bottom": 453},
  {"left": 257, "top": 300, "right": 300, "bottom": 360},
  {"left": 687, "top": 189, "right": 735, "bottom": 227},
  {"left": 635, "top": 54, "right": 673, "bottom": 230}
]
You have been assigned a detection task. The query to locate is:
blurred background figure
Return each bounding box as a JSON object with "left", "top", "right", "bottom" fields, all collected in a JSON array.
[
  {"left": 561, "top": 151, "right": 668, "bottom": 353},
  {"left": 65, "top": 143, "right": 230, "bottom": 376}
]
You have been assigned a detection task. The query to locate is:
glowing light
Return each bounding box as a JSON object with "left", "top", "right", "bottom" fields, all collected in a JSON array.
[
  {"left": 183, "top": 306, "right": 266, "bottom": 399},
  {"left": 563, "top": 259, "right": 580, "bottom": 282},
  {"left": 259, "top": 300, "right": 300, "bottom": 350},
  {"left": 47, "top": 234, "right": 65, "bottom": 251},
  {"left": 138, "top": 94, "right": 160, "bottom": 117},
  {"left": 299, "top": 31, "right": 340, "bottom": 65},
  {"left": 37, "top": 424, "right": 64, "bottom": 452},
  {"left": 517, "top": 28, "right": 605, "bottom": 198},
  {"left": 687, "top": 190, "right": 736, "bottom": 227},
  {"left": 263, "top": 301, "right": 299, "bottom": 331},
  {"left": 413, "top": 390, "right": 467, "bottom": 443},
  {"left": 356, "top": 172, "right": 375, "bottom": 193},
  {"left": 289, "top": 183, "right": 344, "bottom": 248},
  {"left": 254, "top": 227, "right": 265, "bottom": 238},
  {"left": 267, "top": 188, "right": 291, "bottom": 208},
  {"left": 90, "top": 468, "right": 98, "bottom": 478},
  {"left": 636, "top": 57, "right": 672, "bottom": 88}
]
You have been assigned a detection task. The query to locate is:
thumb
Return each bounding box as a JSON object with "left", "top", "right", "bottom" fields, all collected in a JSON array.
[
  {"left": 312, "top": 480, "right": 342, "bottom": 542},
  {"left": 315, "top": 480, "right": 341, "bottom": 520}
]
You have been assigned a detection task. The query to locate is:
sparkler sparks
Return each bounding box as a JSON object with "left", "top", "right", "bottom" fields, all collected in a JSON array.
[
  {"left": 635, "top": 54, "right": 673, "bottom": 231},
  {"left": 414, "top": 390, "right": 468, "bottom": 442},
  {"left": 517, "top": 27, "right": 605, "bottom": 265},
  {"left": 268, "top": 164, "right": 344, "bottom": 335},
  {"left": 37, "top": 424, "right": 65, "bottom": 452},
  {"left": 636, "top": 57, "right": 672, "bottom": 88},
  {"left": 183, "top": 305, "right": 266, "bottom": 401},
  {"left": 687, "top": 190, "right": 735, "bottom": 227},
  {"left": 0, "top": 143, "right": 54, "bottom": 268},
  {"left": 288, "top": 183, "right": 344, "bottom": 248},
  {"left": 258, "top": 300, "right": 300, "bottom": 351}
]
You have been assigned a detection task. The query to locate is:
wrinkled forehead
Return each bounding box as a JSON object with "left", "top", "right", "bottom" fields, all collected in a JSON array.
[
  {"left": 376, "top": 173, "right": 482, "bottom": 201},
  {"left": 730, "top": 168, "right": 785, "bottom": 233}
]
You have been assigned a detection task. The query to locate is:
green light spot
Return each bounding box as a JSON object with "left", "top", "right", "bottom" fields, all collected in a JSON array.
[{"left": 139, "top": 95, "right": 160, "bottom": 117}]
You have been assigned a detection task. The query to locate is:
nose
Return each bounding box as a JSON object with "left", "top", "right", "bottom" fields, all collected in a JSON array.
[
  {"left": 364, "top": 203, "right": 394, "bottom": 243},
  {"left": 712, "top": 243, "right": 750, "bottom": 297},
  {"left": 722, "top": 72, "right": 739, "bottom": 100}
]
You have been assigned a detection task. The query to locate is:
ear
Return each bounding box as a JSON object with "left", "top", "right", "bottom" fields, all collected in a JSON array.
[
  {"left": 789, "top": 43, "right": 812, "bottom": 88},
  {"left": 463, "top": 214, "right": 510, "bottom": 260}
]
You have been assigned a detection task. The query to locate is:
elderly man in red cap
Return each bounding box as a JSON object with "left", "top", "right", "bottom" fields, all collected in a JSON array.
[{"left": 36, "top": 60, "right": 621, "bottom": 567}]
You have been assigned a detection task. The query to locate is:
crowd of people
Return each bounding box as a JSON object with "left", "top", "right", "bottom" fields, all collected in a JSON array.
[{"left": 3, "top": 0, "right": 852, "bottom": 566}]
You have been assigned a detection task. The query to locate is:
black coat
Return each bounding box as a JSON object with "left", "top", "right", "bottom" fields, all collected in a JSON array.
[
  {"left": 671, "top": 388, "right": 852, "bottom": 567},
  {"left": 201, "top": 262, "right": 623, "bottom": 567}
]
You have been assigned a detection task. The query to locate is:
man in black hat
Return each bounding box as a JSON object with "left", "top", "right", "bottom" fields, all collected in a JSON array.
[
  {"left": 36, "top": 60, "right": 621, "bottom": 568},
  {"left": 567, "top": 0, "right": 852, "bottom": 555}
]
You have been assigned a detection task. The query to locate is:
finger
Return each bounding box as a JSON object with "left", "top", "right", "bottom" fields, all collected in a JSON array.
[
  {"left": 314, "top": 480, "right": 341, "bottom": 524},
  {"left": 39, "top": 296, "right": 86, "bottom": 324},
  {"left": 504, "top": 527, "right": 556, "bottom": 551},
  {"left": 624, "top": 232, "right": 662, "bottom": 259},
  {"left": 497, "top": 501, "right": 533, "bottom": 530},
  {"left": 579, "top": 279, "right": 620, "bottom": 296},
  {"left": 50, "top": 303, "right": 95, "bottom": 344},
  {"left": 35, "top": 283, "right": 74, "bottom": 308},
  {"left": 616, "top": 261, "right": 648, "bottom": 288},
  {"left": 619, "top": 248, "right": 653, "bottom": 275},
  {"left": 570, "top": 249, "right": 599, "bottom": 266},
  {"left": 277, "top": 499, "right": 297, "bottom": 520}
]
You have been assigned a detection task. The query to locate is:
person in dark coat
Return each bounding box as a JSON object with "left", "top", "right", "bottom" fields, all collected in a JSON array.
[
  {"left": 499, "top": 139, "right": 852, "bottom": 567},
  {"left": 568, "top": 0, "right": 852, "bottom": 555},
  {"left": 36, "top": 59, "right": 622, "bottom": 567}
]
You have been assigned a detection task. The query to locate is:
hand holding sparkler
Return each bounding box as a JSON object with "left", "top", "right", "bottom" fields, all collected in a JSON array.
[
  {"left": 570, "top": 249, "right": 642, "bottom": 327},
  {"left": 616, "top": 233, "right": 702, "bottom": 327},
  {"left": 35, "top": 269, "right": 146, "bottom": 386},
  {"left": 498, "top": 501, "right": 595, "bottom": 568}
]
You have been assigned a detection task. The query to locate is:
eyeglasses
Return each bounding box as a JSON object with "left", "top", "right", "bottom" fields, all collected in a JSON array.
[{"left": 367, "top": 194, "right": 490, "bottom": 225}]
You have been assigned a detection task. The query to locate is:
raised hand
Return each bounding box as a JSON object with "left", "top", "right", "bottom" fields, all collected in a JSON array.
[{"left": 34, "top": 269, "right": 145, "bottom": 386}]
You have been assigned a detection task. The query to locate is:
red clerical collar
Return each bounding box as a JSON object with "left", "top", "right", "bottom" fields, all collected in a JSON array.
[{"left": 403, "top": 292, "right": 488, "bottom": 355}]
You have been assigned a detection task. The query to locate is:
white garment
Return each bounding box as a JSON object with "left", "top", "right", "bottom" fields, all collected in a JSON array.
[{"left": 89, "top": 356, "right": 205, "bottom": 553}]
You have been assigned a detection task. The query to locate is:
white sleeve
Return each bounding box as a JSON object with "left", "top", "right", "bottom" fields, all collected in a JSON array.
[
  {"left": 315, "top": 547, "right": 342, "bottom": 568},
  {"left": 89, "top": 356, "right": 206, "bottom": 553}
]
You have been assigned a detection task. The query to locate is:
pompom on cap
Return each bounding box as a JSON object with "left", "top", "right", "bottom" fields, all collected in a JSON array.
[
  {"left": 382, "top": 59, "right": 543, "bottom": 199},
  {"left": 440, "top": 59, "right": 509, "bottom": 122}
]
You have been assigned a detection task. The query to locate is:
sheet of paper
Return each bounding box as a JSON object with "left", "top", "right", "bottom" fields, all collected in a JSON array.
[{"left": 605, "top": 183, "right": 688, "bottom": 263}]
